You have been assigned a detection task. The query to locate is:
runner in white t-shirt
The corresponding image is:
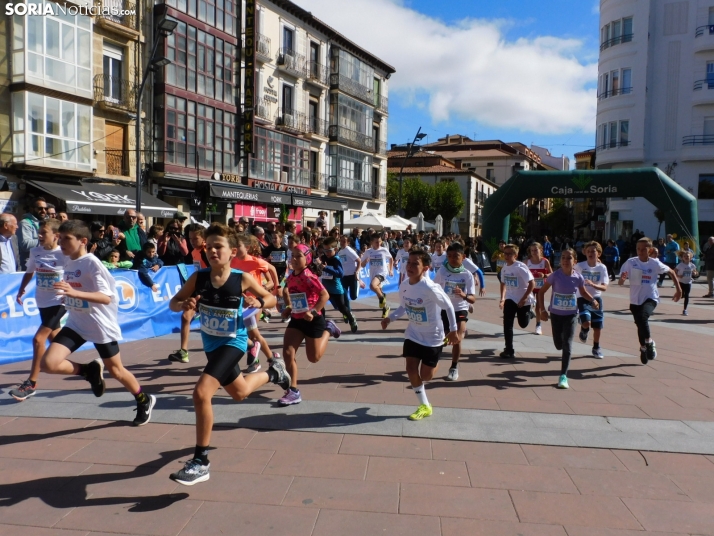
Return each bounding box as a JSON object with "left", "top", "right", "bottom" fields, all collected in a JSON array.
[
  {"left": 499, "top": 243, "right": 535, "bottom": 358},
  {"left": 39, "top": 220, "right": 156, "bottom": 426},
  {"left": 675, "top": 250, "right": 698, "bottom": 316},
  {"left": 382, "top": 248, "right": 458, "bottom": 421},
  {"left": 619, "top": 237, "right": 681, "bottom": 364},
  {"left": 395, "top": 236, "right": 412, "bottom": 286},
  {"left": 10, "top": 219, "right": 68, "bottom": 401},
  {"left": 430, "top": 240, "right": 446, "bottom": 272},
  {"left": 337, "top": 235, "right": 362, "bottom": 315},
  {"left": 360, "top": 233, "right": 394, "bottom": 319},
  {"left": 574, "top": 241, "right": 609, "bottom": 358}
]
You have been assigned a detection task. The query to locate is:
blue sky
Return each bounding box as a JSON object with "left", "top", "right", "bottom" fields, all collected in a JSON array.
[{"left": 300, "top": 0, "right": 602, "bottom": 165}]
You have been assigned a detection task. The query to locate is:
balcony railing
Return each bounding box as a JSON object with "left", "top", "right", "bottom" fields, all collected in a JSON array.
[
  {"left": 276, "top": 48, "right": 305, "bottom": 77},
  {"left": 255, "top": 33, "right": 271, "bottom": 62},
  {"left": 694, "top": 79, "right": 714, "bottom": 90},
  {"left": 695, "top": 25, "right": 714, "bottom": 37},
  {"left": 105, "top": 149, "right": 129, "bottom": 176},
  {"left": 329, "top": 125, "right": 374, "bottom": 153},
  {"left": 255, "top": 97, "right": 272, "bottom": 121},
  {"left": 328, "top": 175, "right": 374, "bottom": 199},
  {"left": 375, "top": 94, "right": 388, "bottom": 114},
  {"left": 310, "top": 171, "right": 328, "bottom": 191},
  {"left": 373, "top": 183, "right": 386, "bottom": 201},
  {"left": 682, "top": 135, "right": 714, "bottom": 146},
  {"left": 305, "top": 61, "right": 329, "bottom": 86},
  {"left": 307, "top": 116, "right": 329, "bottom": 138},
  {"left": 597, "top": 87, "right": 633, "bottom": 99},
  {"left": 599, "top": 33, "right": 633, "bottom": 50},
  {"left": 275, "top": 108, "right": 307, "bottom": 134},
  {"left": 94, "top": 74, "right": 137, "bottom": 110},
  {"left": 99, "top": 0, "right": 138, "bottom": 32},
  {"left": 596, "top": 140, "right": 631, "bottom": 151},
  {"left": 330, "top": 73, "right": 373, "bottom": 104}
]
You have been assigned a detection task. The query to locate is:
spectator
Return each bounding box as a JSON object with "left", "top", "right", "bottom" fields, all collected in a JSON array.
[
  {"left": 0, "top": 214, "right": 20, "bottom": 273},
  {"left": 117, "top": 209, "right": 147, "bottom": 260},
  {"left": 702, "top": 236, "right": 714, "bottom": 297},
  {"left": 603, "top": 239, "right": 620, "bottom": 280},
  {"left": 656, "top": 238, "right": 666, "bottom": 262},
  {"left": 265, "top": 221, "right": 276, "bottom": 243},
  {"left": 658, "top": 234, "right": 680, "bottom": 287},
  {"left": 136, "top": 212, "right": 147, "bottom": 231},
  {"left": 542, "top": 235, "right": 553, "bottom": 263},
  {"left": 134, "top": 242, "right": 164, "bottom": 291},
  {"left": 253, "top": 226, "right": 269, "bottom": 256},
  {"left": 89, "top": 221, "right": 115, "bottom": 260},
  {"left": 157, "top": 219, "right": 188, "bottom": 265},
  {"left": 46, "top": 204, "right": 57, "bottom": 219},
  {"left": 57, "top": 212, "right": 69, "bottom": 222},
  {"left": 173, "top": 211, "right": 189, "bottom": 227},
  {"left": 18, "top": 197, "right": 48, "bottom": 268},
  {"left": 102, "top": 249, "right": 133, "bottom": 270},
  {"left": 237, "top": 216, "right": 250, "bottom": 234},
  {"left": 147, "top": 224, "right": 163, "bottom": 247},
  {"left": 315, "top": 211, "right": 328, "bottom": 230}
]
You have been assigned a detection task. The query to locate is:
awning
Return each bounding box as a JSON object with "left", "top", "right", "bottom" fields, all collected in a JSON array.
[
  {"left": 208, "top": 181, "right": 291, "bottom": 205},
  {"left": 291, "top": 195, "right": 348, "bottom": 212},
  {"left": 26, "top": 180, "right": 178, "bottom": 218}
]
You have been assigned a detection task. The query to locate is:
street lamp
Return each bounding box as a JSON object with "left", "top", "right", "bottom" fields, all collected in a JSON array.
[
  {"left": 397, "top": 127, "right": 427, "bottom": 217},
  {"left": 135, "top": 15, "right": 178, "bottom": 212}
]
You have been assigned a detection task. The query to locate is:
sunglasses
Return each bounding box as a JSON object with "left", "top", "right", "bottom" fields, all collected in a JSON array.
[{"left": 98, "top": 229, "right": 106, "bottom": 233}]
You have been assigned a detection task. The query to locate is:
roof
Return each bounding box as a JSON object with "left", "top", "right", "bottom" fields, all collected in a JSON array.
[
  {"left": 387, "top": 166, "right": 498, "bottom": 188},
  {"left": 429, "top": 148, "right": 515, "bottom": 159}
]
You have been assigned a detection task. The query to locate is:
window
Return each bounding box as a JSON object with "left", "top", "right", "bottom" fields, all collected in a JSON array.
[
  {"left": 601, "top": 16, "right": 633, "bottom": 49},
  {"left": 283, "top": 27, "right": 294, "bottom": 54},
  {"left": 622, "top": 69, "right": 632, "bottom": 94},
  {"left": 11, "top": 91, "right": 91, "bottom": 171},
  {"left": 707, "top": 62, "right": 714, "bottom": 88},
  {"left": 705, "top": 117, "right": 714, "bottom": 137},
  {"left": 600, "top": 68, "right": 632, "bottom": 98},
  {"left": 598, "top": 120, "right": 630, "bottom": 149},
  {"left": 329, "top": 145, "right": 373, "bottom": 195},
  {"left": 249, "top": 126, "right": 309, "bottom": 185},
  {"left": 331, "top": 48, "right": 374, "bottom": 90},
  {"left": 620, "top": 120, "right": 629, "bottom": 146},
  {"left": 165, "top": 0, "right": 237, "bottom": 35},
  {"left": 102, "top": 44, "right": 123, "bottom": 102},
  {"left": 709, "top": 7, "right": 714, "bottom": 25},
  {"left": 330, "top": 93, "right": 374, "bottom": 135},
  {"left": 282, "top": 84, "right": 294, "bottom": 114},
  {"left": 486, "top": 168, "right": 494, "bottom": 180},
  {"left": 609, "top": 122, "right": 618, "bottom": 148},
  {"left": 698, "top": 174, "right": 714, "bottom": 199}
]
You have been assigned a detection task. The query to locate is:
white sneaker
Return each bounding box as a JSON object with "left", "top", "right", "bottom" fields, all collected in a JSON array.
[
  {"left": 446, "top": 367, "right": 459, "bottom": 381},
  {"left": 535, "top": 324, "right": 542, "bottom": 335}
]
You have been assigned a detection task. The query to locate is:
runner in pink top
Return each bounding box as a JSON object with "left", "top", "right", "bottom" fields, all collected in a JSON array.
[{"left": 279, "top": 244, "right": 340, "bottom": 406}]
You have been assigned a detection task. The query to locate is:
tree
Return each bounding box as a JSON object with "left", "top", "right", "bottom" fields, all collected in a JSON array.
[
  {"left": 430, "top": 180, "right": 466, "bottom": 222},
  {"left": 654, "top": 208, "right": 666, "bottom": 239},
  {"left": 386, "top": 172, "right": 400, "bottom": 216},
  {"left": 541, "top": 198, "right": 571, "bottom": 237},
  {"left": 509, "top": 209, "right": 526, "bottom": 238},
  {"left": 386, "top": 175, "right": 465, "bottom": 222}
]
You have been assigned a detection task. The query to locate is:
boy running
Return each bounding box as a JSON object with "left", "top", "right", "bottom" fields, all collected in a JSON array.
[
  {"left": 619, "top": 237, "right": 682, "bottom": 364},
  {"left": 317, "top": 237, "right": 358, "bottom": 332},
  {"left": 574, "top": 241, "right": 609, "bottom": 358},
  {"left": 263, "top": 231, "right": 288, "bottom": 282},
  {"left": 434, "top": 242, "right": 476, "bottom": 381},
  {"left": 526, "top": 242, "right": 552, "bottom": 336},
  {"left": 169, "top": 223, "right": 290, "bottom": 485},
  {"left": 337, "top": 235, "right": 361, "bottom": 313},
  {"left": 39, "top": 220, "right": 155, "bottom": 425},
  {"left": 11, "top": 219, "right": 67, "bottom": 401},
  {"left": 361, "top": 232, "right": 394, "bottom": 318},
  {"left": 499, "top": 244, "right": 535, "bottom": 358},
  {"left": 676, "top": 250, "right": 698, "bottom": 315},
  {"left": 381, "top": 248, "right": 458, "bottom": 420},
  {"left": 430, "top": 240, "right": 446, "bottom": 272},
  {"left": 395, "top": 236, "right": 412, "bottom": 285}
]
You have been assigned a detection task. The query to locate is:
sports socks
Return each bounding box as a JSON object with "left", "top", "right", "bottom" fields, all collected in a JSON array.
[
  {"left": 194, "top": 445, "right": 209, "bottom": 465},
  {"left": 413, "top": 384, "right": 429, "bottom": 406},
  {"left": 134, "top": 390, "right": 148, "bottom": 404}
]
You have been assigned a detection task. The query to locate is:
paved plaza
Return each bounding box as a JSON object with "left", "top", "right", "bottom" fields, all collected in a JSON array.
[{"left": 2, "top": 275, "right": 714, "bottom": 535}]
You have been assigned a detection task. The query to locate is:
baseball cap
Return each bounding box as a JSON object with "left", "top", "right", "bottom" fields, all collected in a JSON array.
[{"left": 173, "top": 211, "right": 188, "bottom": 220}]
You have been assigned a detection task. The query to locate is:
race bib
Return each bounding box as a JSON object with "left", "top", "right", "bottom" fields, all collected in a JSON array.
[
  {"left": 445, "top": 281, "right": 466, "bottom": 295},
  {"left": 370, "top": 258, "right": 383, "bottom": 267},
  {"left": 199, "top": 304, "right": 238, "bottom": 338},
  {"left": 534, "top": 277, "right": 545, "bottom": 289},
  {"left": 552, "top": 292, "right": 577, "bottom": 312},
  {"left": 65, "top": 296, "right": 90, "bottom": 313},
  {"left": 321, "top": 273, "right": 333, "bottom": 280},
  {"left": 36, "top": 270, "right": 63, "bottom": 291},
  {"left": 289, "top": 292, "right": 309, "bottom": 313},
  {"left": 582, "top": 270, "right": 601, "bottom": 283},
  {"left": 503, "top": 275, "right": 519, "bottom": 288},
  {"left": 630, "top": 268, "right": 643, "bottom": 285},
  {"left": 405, "top": 305, "right": 427, "bottom": 324},
  {"left": 682, "top": 270, "right": 692, "bottom": 279},
  {"left": 270, "top": 251, "right": 286, "bottom": 263}
]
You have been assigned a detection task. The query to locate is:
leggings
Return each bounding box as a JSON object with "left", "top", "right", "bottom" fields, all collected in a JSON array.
[
  {"left": 342, "top": 274, "right": 358, "bottom": 309},
  {"left": 328, "top": 292, "right": 355, "bottom": 322},
  {"left": 551, "top": 314, "right": 577, "bottom": 375},
  {"left": 658, "top": 263, "right": 677, "bottom": 284},
  {"left": 629, "top": 299, "right": 657, "bottom": 346},
  {"left": 503, "top": 299, "right": 531, "bottom": 351},
  {"left": 681, "top": 283, "right": 691, "bottom": 310}
]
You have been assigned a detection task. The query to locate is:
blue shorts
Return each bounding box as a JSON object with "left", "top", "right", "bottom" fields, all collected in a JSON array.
[{"left": 577, "top": 297, "right": 603, "bottom": 329}]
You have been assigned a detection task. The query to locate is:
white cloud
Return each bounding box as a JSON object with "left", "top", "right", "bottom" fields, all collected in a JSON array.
[{"left": 296, "top": 0, "right": 598, "bottom": 134}]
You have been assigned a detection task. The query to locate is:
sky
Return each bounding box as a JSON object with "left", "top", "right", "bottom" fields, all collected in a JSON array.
[{"left": 297, "top": 0, "right": 602, "bottom": 166}]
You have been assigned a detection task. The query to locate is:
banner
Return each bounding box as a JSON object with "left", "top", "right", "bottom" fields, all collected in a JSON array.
[{"left": 0, "top": 267, "right": 195, "bottom": 365}]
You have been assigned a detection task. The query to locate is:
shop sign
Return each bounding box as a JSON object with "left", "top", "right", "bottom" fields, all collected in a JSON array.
[
  {"left": 248, "top": 179, "right": 310, "bottom": 196},
  {"left": 218, "top": 173, "right": 242, "bottom": 184}
]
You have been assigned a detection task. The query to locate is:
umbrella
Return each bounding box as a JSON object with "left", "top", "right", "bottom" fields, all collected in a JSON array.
[
  {"left": 387, "top": 214, "right": 414, "bottom": 229},
  {"left": 416, "top": 212, "right": 425, "bottom": 232},
  {"left": 410, "top": 216, "right": 435, "bottom": 231},
  {"left": 451, "top": 217, "right": 460, "bottom": 235},
  {"left": 342, "top": 212, "right": 408, "bottom": 230},
  {"left": 435, "top": 215, "right": 444, "bottom": 236}
]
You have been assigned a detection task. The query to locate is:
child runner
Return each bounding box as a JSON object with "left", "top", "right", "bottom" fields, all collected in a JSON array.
[
  {"left": 619, "top": 237, "right": 682, "bottom": 364},
  {"left": 675, "top": 250, "right": 697, "bottom": 316},
  {"left": 537, "top": 248, "right": 600, "bottom": 389},
  {"left": 491, "top": 240, "right": 507, "bottom": 281},
  {"left": 263, "top": 230, "right": 288, "bottom": 283},
  {"left": 499, "top": 243, "right": 535, "bottom": 358},
  {"left": 361, "top": 232, "right": 394, "bottom": 318},
  {"left": 168, "top": 223, "right": 290, "bottom": 485},
  {"left": 430, "top": 240, "right": 446, "bottom": 272},
  {"left": 381, "top": 248, "right": 458, "bottom": 420},
  {"left": 395, "top": 235, "right": 412, "bottom": 286},
  {"left": 337, "top": 235, "right": 361, "bottom": 314},
  {"left": 574, "top": 241, "right": 609, "bottom": 358},
  {"left": 434, "top": 242, "right": 476, "bottom": 381},
  {"left": 318, "top": 237, "right": 358, "bottom": 332},
  {"left": 11, "top": 219, "right": 67, "bottom": 401},
  {"left": 526, "top": 242, "right": 553, "bottom": 336},
  {"left": 280, "top": 244, "right": 341, "bottom": 406},
  {"left": 39, "top": 220, "right": 155, "bottom": 424}
]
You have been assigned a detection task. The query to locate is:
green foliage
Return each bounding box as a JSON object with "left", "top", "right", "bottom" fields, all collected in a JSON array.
[
  {"left": 509, "top": 210, "right": 525, "bottom": 237},
  {"left": 431, "top": 180, "right": 466, "bottom": 222},
  {"left": 386, "top": 172, "right": 400, "bottom": 216},
  {"left": 541, "top": 198, "right": 570, "bottom": 237},
  {"left": 386, "top": 175, "right": 465, "bottom": 222}
]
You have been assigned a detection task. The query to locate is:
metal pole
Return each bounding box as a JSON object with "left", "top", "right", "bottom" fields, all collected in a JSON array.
[{"left": 397, "top": 126, "right": 422, "bottom": 218}]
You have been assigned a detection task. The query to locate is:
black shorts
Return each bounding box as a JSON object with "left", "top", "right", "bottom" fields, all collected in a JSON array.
[
  {"left": 287, "top": 313, "right": 327, "bottom": 339},
  {"left": 39, "top": 305, "right": 66, "bottom": 330},
  {"left": 204, "top": 345, "right": 245, "bottom": 386},
  {"left": 374, "top": 274, "right": 386, "bottom": 283},
  {"left": 441, "top": 309, "right": 468, "bottom": 334},
  {"left": 53, "top": 327, "right": 120, "bottom": 359},
  {"left": 403, "top": 339, "right": 442, "bottom": 368}
]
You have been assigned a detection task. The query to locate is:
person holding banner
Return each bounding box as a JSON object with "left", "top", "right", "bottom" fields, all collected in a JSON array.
[{"left": 10, "top": 219, "right": 67, "bottom": 401}]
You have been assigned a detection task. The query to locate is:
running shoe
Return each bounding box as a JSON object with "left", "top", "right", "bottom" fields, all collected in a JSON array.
[
  {"left": 382, "top": 305, "right": 390, "bottom": 319},
  {"left": 170, "top": 459, "right": 210, "bottom": 486},
  {"left": 86, "top": 358, "right": 105, "bottom": 397},
  {"left": 640, "top": 346, "right": 648, "bottom": 365},
  {"left": 557, "top": 375, "right": 569, "bottom": 389},
  {"left": 527, "top": 307, "right": 535, "bottom": 320},
  {"left": 269, "top": 359, "right": 291, "bottom": 391},
  {"left": 263, "top": 310, "right": 272, "bottom": 322},
  {"left": 578, "top": 329, "right": 588, "bottom": 343},
  {"left": 168, "top": 349, "right": 189, "bottom": 363},
  {"left": 278, "top": 388, "right": 302, "bottom": 406},
  {"left": 499, "top": 349, "right": 515, "bottom": 359},
  {"left": 9, "top": 380, "right": 36, "bottom": 401},
  {"left": 645, "top": 340, "right": 657, "bottom": 361},
  {"left": 133, "top": 394, "right": 156, "bottom": 426},
  {"left": 326, "top": 319, "right": 341, "bottom": 339},
  {"left": 446, "top": 366, "right": 459, "bottom": 381},
  {"left": 592, "top": 347, "right": 604, "bottom": 359},
  {"left": 248, "top": 341, "right": 261, "bottom": 361},
  {"left": 703, "top": 293, "right": 713, "bottom": 298},
  {"left": 244, "top": 357, "right": 261, "bottom": 374},
  {"left": 343, "top": 314, "right": 349, "bottom": 324},
  {"left": 683, "top": 310, "right": 688, "bottom": 316},
  {"left": 408, "top": 403, "right": 433, "bottom": 421},
  {"left": 268, "top": 351, "right": 282, "bottom": 366},
  {"left": 349, "top": 318, "right": 359, "bottom": 333},
  {"left": 378, "top": 296, "right": 386, "bottom": 309},
  {"left": 535, "top": 323, "right": 542, "bottom": 335}
]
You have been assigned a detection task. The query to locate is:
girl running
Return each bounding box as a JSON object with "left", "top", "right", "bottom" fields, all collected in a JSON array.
[
  {"left": 526, "top": 242, "right": 552, "bottom": 335},
  {"left": 675, "top": 250, "right": 698, "bottom": 315}
]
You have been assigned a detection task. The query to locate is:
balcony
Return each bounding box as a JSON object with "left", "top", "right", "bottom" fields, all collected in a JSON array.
[
  {"left": 306, "top": 116, "right": 329, "bottom": 138},
  {"left": 693, "top": 79, "right": 714, "bottom": 106},
  {"left": 681, "top": 135, "right": 714, "bottom": 161},
  {"left": 329, "top": 125, "right": 374, "bottom": 153},
  {"left": 310, "top": 171, "right": 328, "bottom": 191},
  {"left": 328, "top": 175, "right": 374, "bottom": 199},
  {"left": 597, "top": 87, "right": 633, "bottom": 100},
  {"left": 599, "top": 33, "right": 633, "bottom": 51},
  {"left": 97, "top": 0, "right": 139, "bottom": 38},
  {"left": 105, "top": 149, "right": 130, "bottom": 176},
  {"left": 375, "top": 94, "right": 388, "bottom": 115},
  {"left": 305, "top": 61, "right": 329, "bottom": 88},
  {"left": 372, "top": 183, "right": 386, "bottom": 201},
  {"left": 275, "top": 108, "right": 307, "bottom": 135},
  {"left": 276, "top": 48, "right": 305, "bottom": 78},
  {"left": 94, "top": 74, "right": 137, "bottom": 111},
  {"left": 683, "top": 135, "right": 714, "bottom": 145},
  {"left": 255, "top": 33, "right": 271, "bottom": 63},
  {"left": 255, "top": 96, "right": 272, "bottom": 122},
  {"left": 330, "top": 73, "right": 374, "bottom": 105}
]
